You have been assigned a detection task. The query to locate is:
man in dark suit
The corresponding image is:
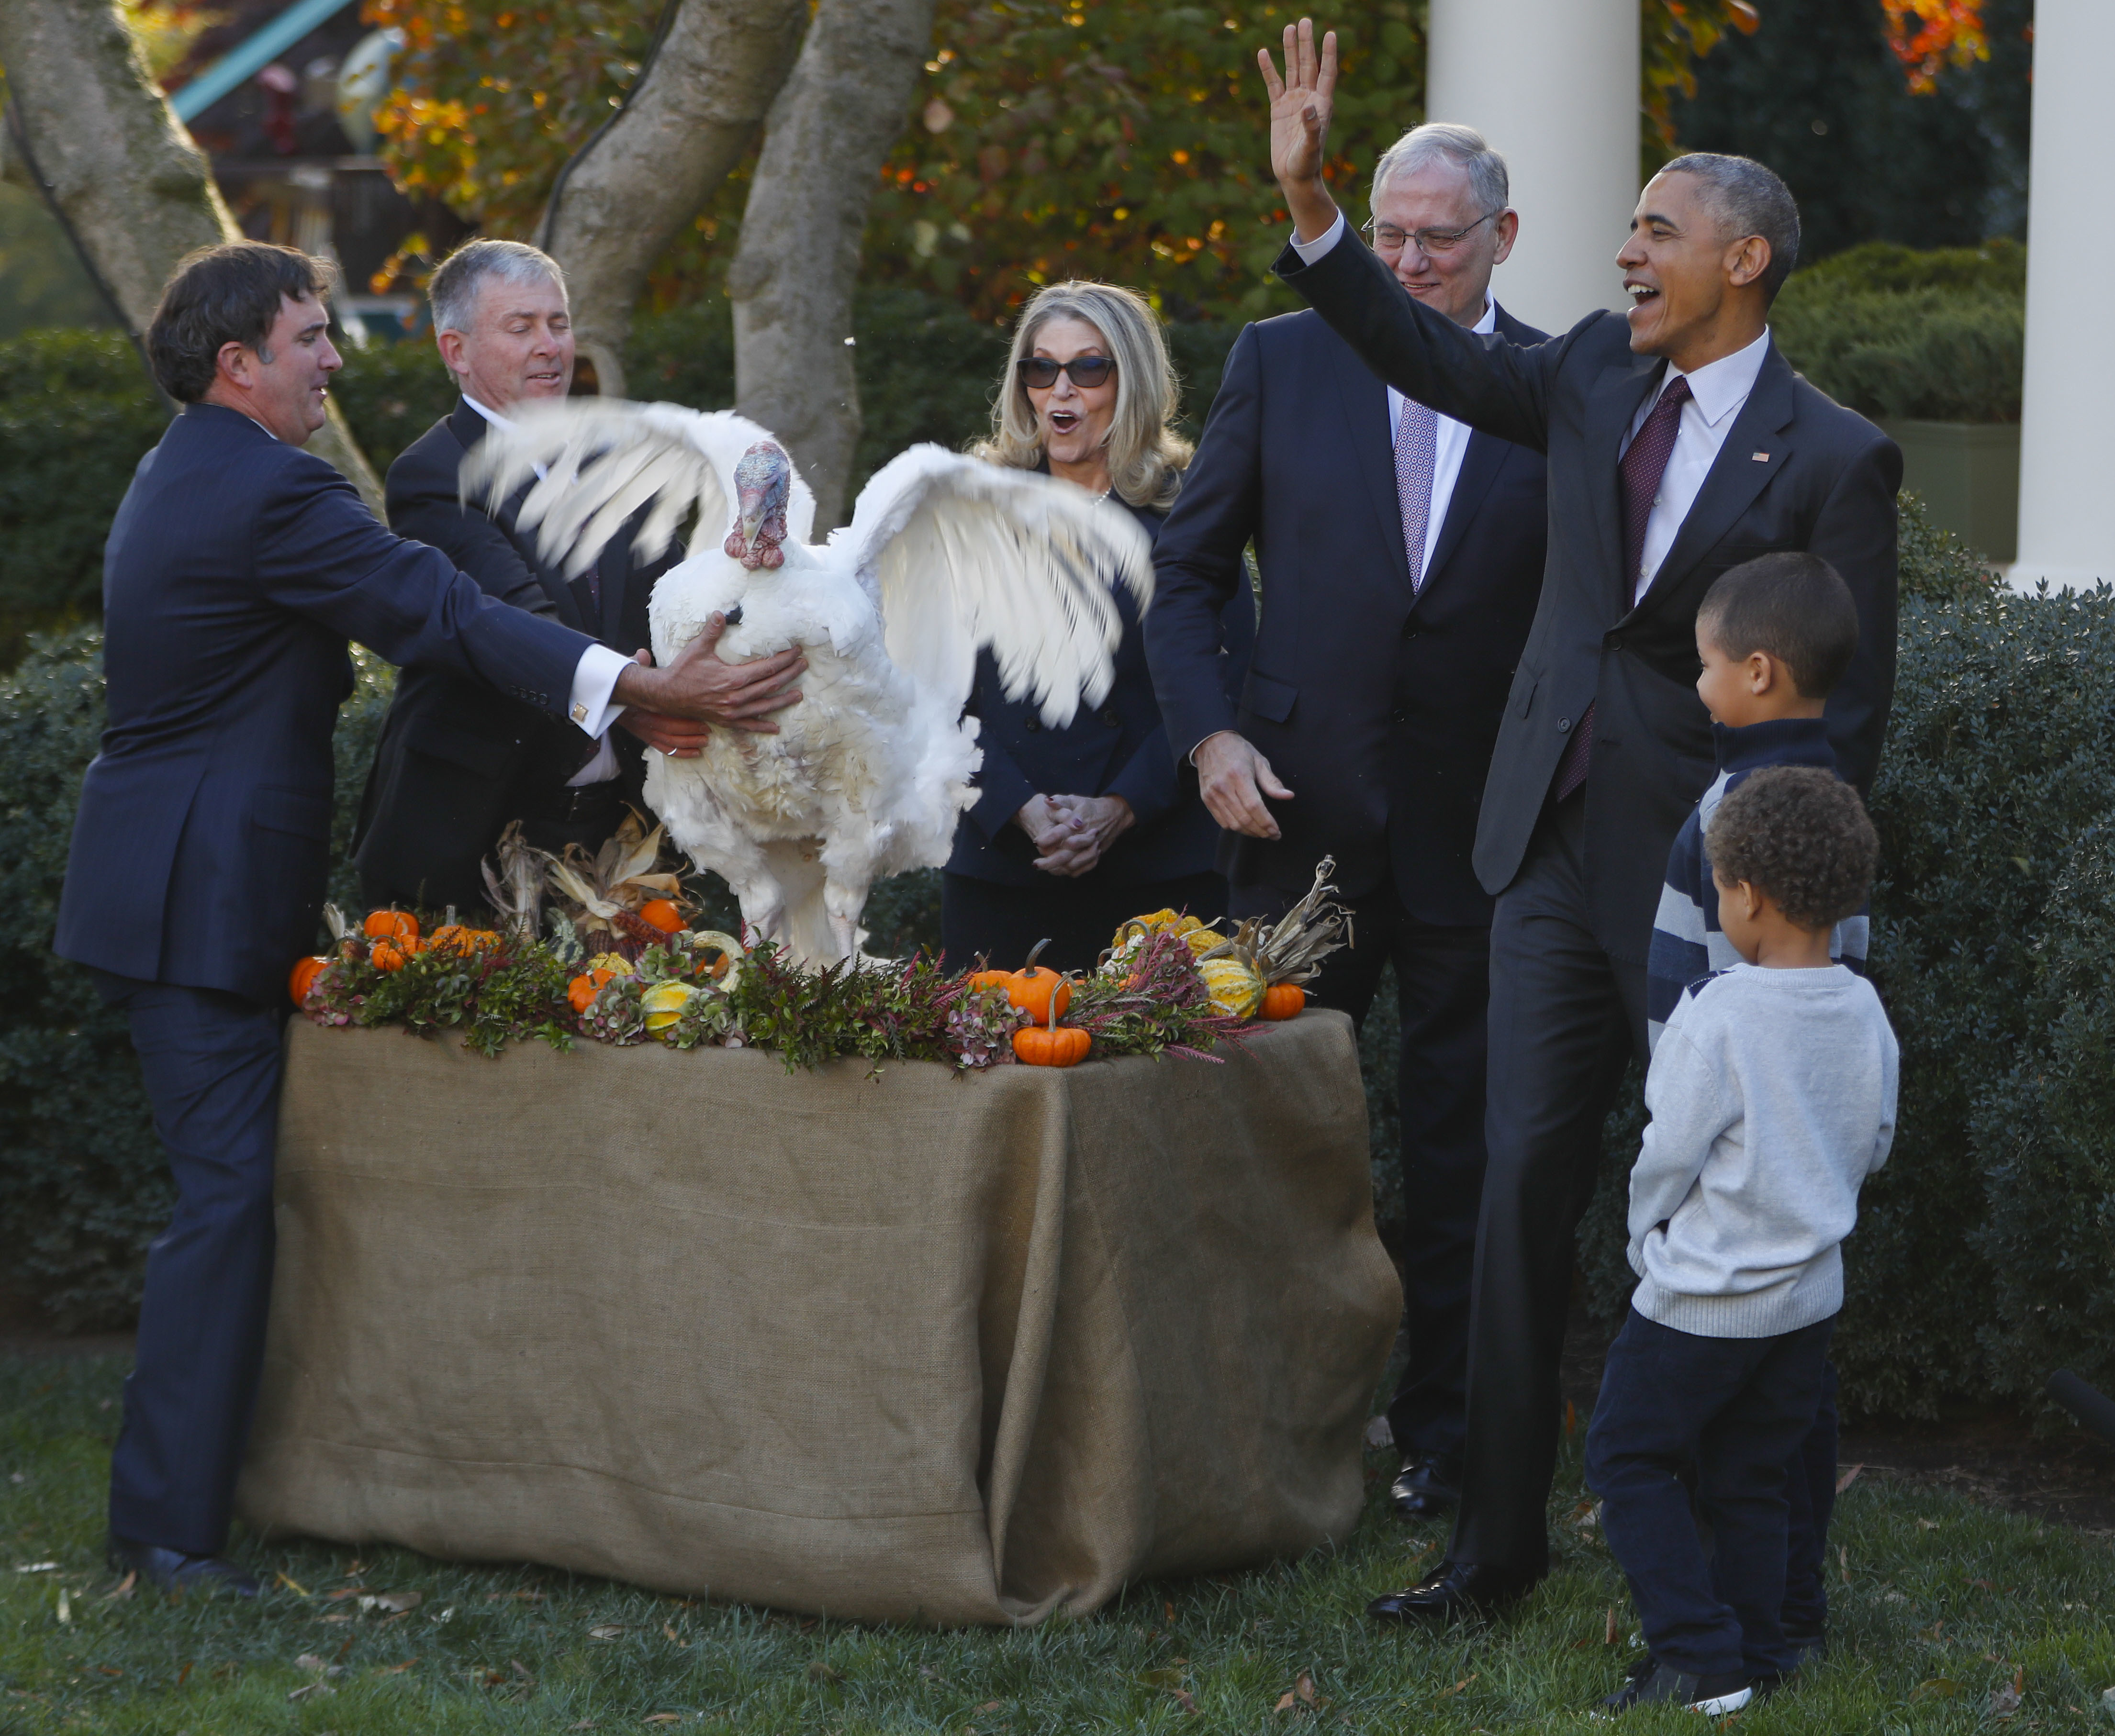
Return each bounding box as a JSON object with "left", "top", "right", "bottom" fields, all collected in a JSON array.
[
  {"left": 1257, "top": 24, "right": 1899, "bottom": 1619},
  {"left": 1148, "top": 122, "right": 1547, "bottom": 1521},
  {"left": 54, "top": 242, "right": 803, "bottom": 1595},
  {"left": 356, "top": 239, "right": 697, "bottom": 910}
]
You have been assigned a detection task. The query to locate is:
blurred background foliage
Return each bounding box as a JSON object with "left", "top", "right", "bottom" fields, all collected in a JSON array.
[{"left": 361, "top": 0, "right": 1775, "bottom": 322}]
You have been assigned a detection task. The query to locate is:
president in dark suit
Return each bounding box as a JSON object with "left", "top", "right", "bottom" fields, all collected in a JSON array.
[
  {"left": 356, "top": 240, "right": 697, "bottom": 911},
  {"left": 1257, "top": 25, "right": 1899, "bottom": 1619},
  {"left": 1148, "top": 122, "right": 1545, "bottom": 1524},
  {"left": 53, "top": 242, "right": 804, "bottom": 1595}
]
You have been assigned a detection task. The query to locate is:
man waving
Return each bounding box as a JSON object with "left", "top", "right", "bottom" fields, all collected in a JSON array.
[{"left": 1256, "top": 22, "right": 1898, "bottom": 1620}]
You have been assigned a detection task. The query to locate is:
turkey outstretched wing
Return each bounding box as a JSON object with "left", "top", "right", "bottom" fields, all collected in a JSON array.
[
  {"left": 836, "top": 445, "right": 1153, "bottom": 727},
  {"left": 457, "top": 400, "right": 817, "bottom": 579}
]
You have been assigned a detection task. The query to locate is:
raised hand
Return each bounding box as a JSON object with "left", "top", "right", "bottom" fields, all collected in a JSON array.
[
  {"left": 1257, "top": 17, "right": 1341, "bottom": 240},
  {"left": 614, "top": 615, "right": 806, "bottom": 734}
]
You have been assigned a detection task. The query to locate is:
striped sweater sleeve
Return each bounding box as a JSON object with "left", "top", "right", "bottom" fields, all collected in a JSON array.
[{"left": 1646, "top": 809, "right": 1712, "bottom": 1051}]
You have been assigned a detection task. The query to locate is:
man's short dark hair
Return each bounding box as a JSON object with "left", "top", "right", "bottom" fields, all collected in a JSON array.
[
  {"left": 1698, "top": 551, "right": 1859, "bottom": 700},
  {"left": 1705, "top": 765, "right": 1878, "bottom": 932},
  {"left": 146, "top": 242, "right": 339, "bottom": 403},
  {"left": 1658, "top": 152, "right": 1801, "bottom": 303}
]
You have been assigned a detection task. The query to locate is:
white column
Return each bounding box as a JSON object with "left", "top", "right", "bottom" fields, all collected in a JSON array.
[
  {"left": 2011, "top": 0, "right": 2113, "bottom": 590},
  {"left": 1426, "top": 0, "right": 1639, "bottom": 333}
]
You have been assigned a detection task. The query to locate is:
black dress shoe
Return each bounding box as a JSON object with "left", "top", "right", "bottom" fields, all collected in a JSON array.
[
  {"left": 1389, "top": 1453, "right": 1462, "bottom": 1519},
  {"left": 1366, "top": 1558, "right": 1541, "bottom": 1622},
  {"left": 106, "top": 1533, "right": 260, "bottom": 1598},
  {"left": 1598, "top": 1661, "right": 1751, "bottom": 1715}
]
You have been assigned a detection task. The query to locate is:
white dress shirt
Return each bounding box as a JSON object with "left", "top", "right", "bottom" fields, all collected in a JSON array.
[
  {"left": 1388, "top": 297, "right": 1498, "bottom": 581},
  {"left": 1618, "top": 329, "right": 1771, "bottom": 603},
  {"left": 464, "top": 394, "right": 628, "bottom": 783},
  {"left": 1290, "top": 213, "right": 1773, "bottom": 605}
]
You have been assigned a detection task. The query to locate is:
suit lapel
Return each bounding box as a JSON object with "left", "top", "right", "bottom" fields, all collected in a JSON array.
[
  {"left": 1632, "top": 345, "right": 1797, "bottom": 616},
  {"left": 1587, "top": 353, "right": 1667, "bottom": 616},
  {"left": 1419, "top": 427, "right": 1504, "bottom": 596},
  {"left": 595, "top": 539, "right": 629, "bottom": 646},
  {"left": 1325, "top": 336, "right": 1412, "bottom": 589}
]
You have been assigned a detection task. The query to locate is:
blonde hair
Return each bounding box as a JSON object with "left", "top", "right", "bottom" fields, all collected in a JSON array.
[{"left": 974, "top": 281, "right": 1192, "bottom": 510}]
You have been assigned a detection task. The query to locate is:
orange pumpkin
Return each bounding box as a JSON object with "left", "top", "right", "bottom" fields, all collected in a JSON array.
[
  {"left": 1260, "top": 981, "right": 1306, "bottom": 1020},
  {"left": 371, "top": 940, "right": 409, "bottom": 972},
  {"left": 364, "top": 909, "right": 420, "bottom": 943},
  {"left": 288, "top": 955, "right": 331, "bottom": 1007},
  {"left": 968, "top": 968, "right": 1014, "bottom": 994},
  {"left": 1005, "top": 967, "right": 1070, "bottom": 1024},
  {"left": 567, "top": 968, "right": 616, "bottom": 1014},
  {"left": 1014, "top": 1023, "right": 1091, "bottom": 1067},
  {"left": 638, "top": 898, "right": 685, "bottom": 935},
  {"left": 427, "top": 923, "right": 478, "bottom": 957}
]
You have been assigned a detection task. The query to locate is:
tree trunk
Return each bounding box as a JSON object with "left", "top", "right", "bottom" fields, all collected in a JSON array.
[
  {"left": 0, "top": 0, "right": 383, "bottom": 513},
  {"left": 537, "top": 0, "right": 807, "bottom": 401},
  {"left": 726, "top": 0, "right": 937, "bottom": 530}
]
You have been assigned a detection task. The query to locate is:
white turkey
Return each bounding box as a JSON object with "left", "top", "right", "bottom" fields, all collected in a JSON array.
[{"left": 463, "top": 402, "right": 1153, "bottom": 967}]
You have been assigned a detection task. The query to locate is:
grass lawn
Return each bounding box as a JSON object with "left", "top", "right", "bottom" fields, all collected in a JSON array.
[{"left": 4, "top": 1355, "right": 2113, "bottom": 1734}]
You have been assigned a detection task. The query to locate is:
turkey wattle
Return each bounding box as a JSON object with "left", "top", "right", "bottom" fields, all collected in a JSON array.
[{"left": 463, "top": 402, "right": 1153, "bottom": 967}]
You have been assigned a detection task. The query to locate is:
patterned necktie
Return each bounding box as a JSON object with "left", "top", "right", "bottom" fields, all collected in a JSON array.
[
  {"left": 1551, "top": 373, "right": 1693, "bottom": 803},
  {"left": 1393, "top": 394, "right": 1439, "bottom": 592}
]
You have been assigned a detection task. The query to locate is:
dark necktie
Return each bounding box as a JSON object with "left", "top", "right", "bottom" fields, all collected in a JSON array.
[{"left": 1550, "top": 374, "right": 1694, "bottom": 803}]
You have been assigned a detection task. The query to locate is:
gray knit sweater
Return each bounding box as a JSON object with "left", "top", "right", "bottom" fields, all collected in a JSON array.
[{"left": 1627, "top": 963, "right": 1899, "bottom": 1339}]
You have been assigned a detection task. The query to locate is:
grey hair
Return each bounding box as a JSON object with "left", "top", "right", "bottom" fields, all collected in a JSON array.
[
  {"left": 428, "top": 238, "right": 566, "bottom": 336},
  {"left": 1371, "top": 122, "right": 1510, "bottom": 218},
  {"left": 973, "top": 280, "right": 1192, "bottom": 511},
  {"left": 1657, "top": 152, "right": 1801, "bottom": 302}
]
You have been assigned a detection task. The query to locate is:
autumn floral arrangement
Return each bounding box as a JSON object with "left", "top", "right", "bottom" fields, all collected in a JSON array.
[{"left": 293, "top": 815, "right": 1349, "bottom": 1074}]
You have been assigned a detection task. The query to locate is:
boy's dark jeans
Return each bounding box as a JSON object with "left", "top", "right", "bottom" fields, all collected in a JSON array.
[
  {"left": 1585, "top": 1307, "right": 1836, "bottom": 1680},
  {"left": 1782, "top": 1359, "right": 1839, "bottom": 1637}
]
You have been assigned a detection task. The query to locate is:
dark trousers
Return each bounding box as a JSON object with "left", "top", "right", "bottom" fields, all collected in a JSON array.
[
  {"left": 1232, "top": 875, "right": 1490, "bottom": 1461},
  {"left": 941, "top": 868, "right": 1226, "bottom": 976},
  {"left": 1585, "top": 1309, "right": 1836, "bottom": 1680},
  {"left": 1453, "top": 796, "right": 1645, "bottom": 1572},
  {"left": 90, "top": 972, "right": 287, "bottom": 1557},
  {"left": 1783, "top": 1360, "right": 1839, "bottom": 1636}
]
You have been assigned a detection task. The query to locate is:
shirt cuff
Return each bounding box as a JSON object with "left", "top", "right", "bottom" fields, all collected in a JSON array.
[
  {"left": 1288, "top": 211, "right": 1348, "bottom": 265},
  {"left": 569, "top": 643, "right": 630, "bottom": 739}
]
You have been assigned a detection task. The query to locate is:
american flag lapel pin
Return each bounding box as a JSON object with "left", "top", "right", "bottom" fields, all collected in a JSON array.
[{"left": 1752, "top": 451, "right": 1771, "bottom": 462}]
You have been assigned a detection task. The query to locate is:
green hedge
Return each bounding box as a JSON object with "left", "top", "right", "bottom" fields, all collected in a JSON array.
[
  {"left": 0, "top": 297, "right": 1237, "bottom": 668},
  {"left": 1771, "top": 240, "right": 2024, "bottom": 425}
]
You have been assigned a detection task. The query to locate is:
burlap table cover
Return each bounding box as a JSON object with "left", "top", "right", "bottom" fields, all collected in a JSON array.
[{"left": 236, "top": 1010, "right": 1399, "bottom": 1625}]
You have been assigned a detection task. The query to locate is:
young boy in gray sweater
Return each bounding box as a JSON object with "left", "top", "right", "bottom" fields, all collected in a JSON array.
[{"left": 1586, "top": 766, "right": 1898, "bottom": 1717}]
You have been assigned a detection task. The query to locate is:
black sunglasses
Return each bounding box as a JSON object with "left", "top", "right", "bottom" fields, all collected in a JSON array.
[{"left": 1016, "top": 355, "right": 1117, "bottom": 389}]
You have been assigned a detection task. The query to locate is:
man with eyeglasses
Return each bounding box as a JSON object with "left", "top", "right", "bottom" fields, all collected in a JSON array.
[
  {"left": 1148, "top": 121, "right": 1549, "bottom": 1526},
  {"left": 1255, "top": 21, "right": 1899, "bottom": 1633}
]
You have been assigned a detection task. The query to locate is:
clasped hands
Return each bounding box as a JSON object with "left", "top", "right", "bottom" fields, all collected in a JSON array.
[
  {"left": 1016, "top": 793, "right": 1135, "bottom": 877},
  {"left": 610, "top": 610, "right": 806, "bottom": 756}
]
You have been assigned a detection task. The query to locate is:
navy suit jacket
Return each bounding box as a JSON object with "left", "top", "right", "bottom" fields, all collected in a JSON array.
[
  {"left": 353, "top": 399, "right": 675, "bottom": 910},
  {"left": 56, "top": 402, "right": 594, "bottom": 1005},
  {"left": 1276, "top": 234, "right": 1899, "bottom": 960},
  {"left": 947, "top": 493, "right": 1253, "bottom": 889},
  {"left": 1147, "top": 303, "right": 1549, "bottom": 925}
]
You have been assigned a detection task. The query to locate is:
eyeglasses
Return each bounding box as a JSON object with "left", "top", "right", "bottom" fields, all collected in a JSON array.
[
  {"left": 1363, "top": 210, "right": 1503, "bottom": 256},
  {"left": 1016, "top": 355, "right": 1117, "bottom": 389}
]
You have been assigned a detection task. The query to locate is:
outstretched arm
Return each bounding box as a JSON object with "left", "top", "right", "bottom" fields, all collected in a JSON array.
[{"left": 1258, "top": 18, "right": 1557, "bottom": 452}]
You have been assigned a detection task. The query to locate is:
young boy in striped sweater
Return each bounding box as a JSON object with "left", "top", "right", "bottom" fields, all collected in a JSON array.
[{"left": 1646, "top": 551, "right": 1870, "bottom": 1052}]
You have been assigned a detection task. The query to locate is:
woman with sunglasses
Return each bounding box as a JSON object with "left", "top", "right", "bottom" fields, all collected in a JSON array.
[{"left": 942, "top": 281, "right": 1254, "bottom": 973}]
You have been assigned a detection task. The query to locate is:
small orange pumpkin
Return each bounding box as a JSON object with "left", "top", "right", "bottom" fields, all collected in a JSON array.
[
  {"left": 1260, "top": 981, "right": 1306, "bottom": 1021},
  {"left": 637, "top": 898, "right": 685, "bottom": 935},
  {"left": 567, "top": 968, "right": 616, "bottom": 1014},
  {"left": 968, "top": 968, "right": 1014, "bottom": 994},
  {"left": 364, "top": 909, "right": 420, "bottom": 943},
  {"left": 288, "top": 955, "right": 331, "bottom": 1007},
  {"left": 1014, "top": 1022, "right": 1090, "bottom": 1067},
  {"left": 999, "top": 938, "right": 1070, "bottom": 1024},
  {"left": 371, "top": 939, "right": 409, "bottom": 972},
  {"left": 426, "top": 923, "right": 477, "bottom": 957}
]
